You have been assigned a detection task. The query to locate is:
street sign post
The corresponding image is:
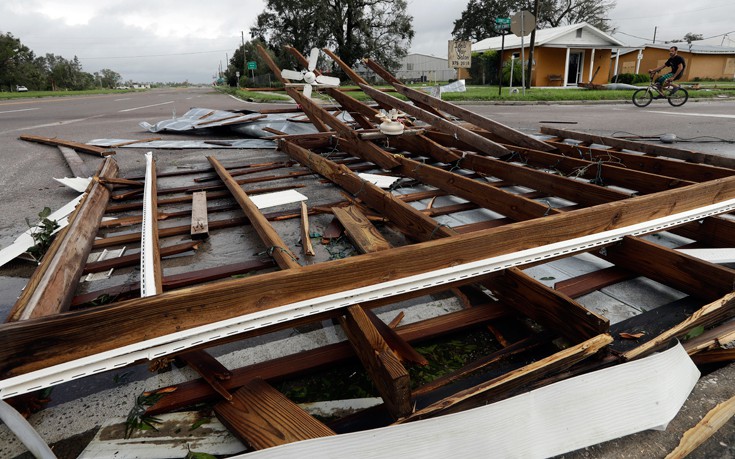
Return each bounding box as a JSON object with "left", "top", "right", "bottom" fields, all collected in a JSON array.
[
  {"left": 495, "top": 17, "right": 511, "bottom": 32},
  {"left": 510, "top": 11, "right": 536, "bottom": 95}
]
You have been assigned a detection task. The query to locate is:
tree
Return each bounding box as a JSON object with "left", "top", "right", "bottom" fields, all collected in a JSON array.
[
  {"left": 225, "top": 38, "right": 278, "bottom": 87},
  {"left": 452, "top": 0, "right": 615, "bottom": 42},
  {"left": 0, "top": 32, "right": 35, "bottom": 91},
  {"left": 251, "top": 0, "right": 414, "bottom": 79},
  {"left": 99, "top": 69, "right": 122, "bottom": 89},
  {"left": 671, "top": 33, "right": 703, "bottom": 45},
  {"left": 452, "top": 0, "right": 517, "bottom": 41}
]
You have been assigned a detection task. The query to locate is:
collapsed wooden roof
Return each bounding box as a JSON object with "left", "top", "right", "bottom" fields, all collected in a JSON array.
[{"left": 2, "top": 46, "right": 735, "bottom": 455}]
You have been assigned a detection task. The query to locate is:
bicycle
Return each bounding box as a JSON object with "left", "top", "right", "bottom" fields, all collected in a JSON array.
[{"left": 632, "top": 72, "right": 688, "bottom": 107}]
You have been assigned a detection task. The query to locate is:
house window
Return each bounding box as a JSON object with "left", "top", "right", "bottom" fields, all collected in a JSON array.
[
  {"left": 406, "top": 63, "right": 414, "bottom": 71},
  {"left": 576, "top": 29, "right": 583, "bottom": 38}
]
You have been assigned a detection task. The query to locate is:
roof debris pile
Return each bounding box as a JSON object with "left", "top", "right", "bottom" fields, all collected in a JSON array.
[{"left": 1, "top": 46, "right": 735, "bottom": 458}]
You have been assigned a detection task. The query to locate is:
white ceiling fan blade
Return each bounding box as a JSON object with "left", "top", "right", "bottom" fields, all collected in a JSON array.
[
  {"left": 281, "top": 69, "right": 305, "bottom": 81},
  {"left": 308, "top": 48, "right": 319, "bottom": 71},
  {"left": 315, "top": 75, "right": 341, "bottom": 86},
  {"left": 303, "top": 83, "right": 313, "bottom": 98}
]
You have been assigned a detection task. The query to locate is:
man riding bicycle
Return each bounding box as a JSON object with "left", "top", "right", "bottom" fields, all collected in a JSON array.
[{"left": 649, "top": 46, "right": 686, "bottom": 92}]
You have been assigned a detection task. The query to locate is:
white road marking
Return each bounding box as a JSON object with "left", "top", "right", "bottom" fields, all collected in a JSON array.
[
  {"left": 0, "top": 108, "right": 39, "bottom": 115},
  {"left": 646, "top": 110, "right": 735, "bottom": 119},
  {"left": 114, "top": 98, "right": 131, "bottom": 101},
  {"left": 118, "top": 101, "right": 174, "bottom": 112},
  {"left": 0, "top": 114, "right": 106, "bottom": 135}
]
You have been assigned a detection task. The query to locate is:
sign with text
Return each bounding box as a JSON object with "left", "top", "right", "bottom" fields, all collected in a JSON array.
[
  {"left": 495, "top": 17, "right": 511, "bottom": 32},
  {"left": 448, "top": 40, "right": 472, "bottom": 68},
  {"left": 247, "top": 61, "right": 257, "bottom": 70}
]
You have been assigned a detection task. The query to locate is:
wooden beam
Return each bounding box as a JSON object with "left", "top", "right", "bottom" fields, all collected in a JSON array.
[
  {"left": 83, "top": 241, "right": 200, "bottom": 274},
  {"left": 299, "top": 202, "right": 316, "bottom": 256},
  {"left": 601, "top": 236, "right": 735, "bottom": 302},
  {"left": 554, "top": 266, "right": 637, "bottom": 298},
  {"left": 624, "top": 291, "right": 735, "bottom": 361},
  {"left": 540, "top": 126, "right": 735, "bottom": 169},
  {"left": 394, "top": 155, "right": 559, "bottom": 221},
  {"left": 339, "top": 305, "right": 412, "bottom": 418},
  {"left": 427, "top": 131, "right": 694, "bottom": 195},
  {"left": 208, "top": 156, "right": 300, "bottom": 270},
  {"left": 332, "top": 205, "right": 391, "bottom": 253},
  {"left": 362, "top": 58, "right": 554, "bottom": 152},
  {"left": 214, "top": 378, "right": 335, "bottom": 449},
  {"left": 2, "top": 177, "right": 734, "bottom": 379},
  {"left": 546, "top": 140, "right": 734, "bottom": 182},
  {"left": 146, "top": 303, "right": 508, "bottom": 415},
  {"left": 358, "top": 83, "right": 511, "bottom": 157},
  {"left": 57, "top": 146, "right": 92, "bottom": 177},
  {"left": 397, "top": 333, "right": 613, "bottom": 422},
  {"left": 458, "top": 153, "right": 631, "bottom": 207},
  {"left": 280, "top": 139, "right": 456, "bottom": 242},
  {"left": 20, "top": 134, "right": 115, "bottom": 157},
  {"left": 7, "top": 157, "right": 119, "bottom": 321},
  {"left": 190, "top": 191, "right": 209, "bottom": 240},
  {"left": 177, "top": 350, "right": 233, "bottom": 401},
  {"left": 486, "top": 268, "right": 609, "bottom": 342}
]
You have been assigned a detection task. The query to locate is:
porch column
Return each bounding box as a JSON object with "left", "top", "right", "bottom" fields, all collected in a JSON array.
[
  {"left": 614, "top": 49, "right": 620, "bottom": 78},
  {"left": 563, "top": 48, "right": 571, "bottom": 88},
  {"left": 589, "top": 49, "right": 596, "bottom": 81},
  {"left": 635, "top": 49, "right": 643, "bottom": 74}
]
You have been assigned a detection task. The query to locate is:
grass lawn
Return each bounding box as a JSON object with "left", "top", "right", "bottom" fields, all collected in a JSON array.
[
  {"left": 0, "top": 88, "right": 141, "bottom": 100},
  {"left": 227, "top": 82, "right": 731, "bottom": 104}
]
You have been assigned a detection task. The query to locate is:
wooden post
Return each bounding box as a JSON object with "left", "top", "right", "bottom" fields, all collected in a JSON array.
[{"left": 340, "top": 305, "right": 412, "bottom": 419}]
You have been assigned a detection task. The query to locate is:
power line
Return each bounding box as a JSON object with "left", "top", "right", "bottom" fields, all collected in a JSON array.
[{"left": 78, "top": 49, "right": 231, "bottom": 60}]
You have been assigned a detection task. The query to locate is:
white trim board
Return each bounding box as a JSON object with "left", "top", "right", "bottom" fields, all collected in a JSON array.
[
  {"left": 0, "top": 198, "right": 733, "bottom": 399},
  {"left": 236, "top": 343, "right": 699, "bottom": 459}
]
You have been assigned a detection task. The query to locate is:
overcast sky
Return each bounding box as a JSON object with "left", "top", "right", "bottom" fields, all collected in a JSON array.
[{"left": 2, "top": 0, "right": 733, "bottom": 84}]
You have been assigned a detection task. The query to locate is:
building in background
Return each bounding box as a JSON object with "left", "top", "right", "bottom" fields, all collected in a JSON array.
[
  {"left": 612, "top": 44, "right": 735, "bottom": 81},
  {"left": 473, "top": 22, "right": 624, "bottom": 87}
]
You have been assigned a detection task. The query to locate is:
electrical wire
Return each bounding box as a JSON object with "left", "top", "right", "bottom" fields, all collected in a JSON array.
[{"left": 611, "top": 131, "right": 735, "bottom": 143}]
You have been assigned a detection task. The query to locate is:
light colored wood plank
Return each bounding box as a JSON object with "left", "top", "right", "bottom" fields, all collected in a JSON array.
[
  {"left": 214, "top": 378, "right": 335, "bottom": 449},
  {"left": 299, "top": 202, "right": 315, "bottom": 256},
  {"left": 398, "top": 333, "right": 613, "bottom": 422},
  {"left": 7, "top": 157, "right": 119, "bottom": 321},
  {"left": 665, "top": 394, "right": 735, "bottom": 459},
  {"left": 190, "top": 191, "right": 209, "bottom": 240},
  {"left": 57, "top": 146, "right": 92, "bottom": 177},
  {"left": 332, "top": 205, "right": 391, "bottom": 253}
]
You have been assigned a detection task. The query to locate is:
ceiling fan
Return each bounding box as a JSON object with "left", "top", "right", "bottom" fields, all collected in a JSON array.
[{"left": 281, "top": 48, "right": 341, "bottom": 98}]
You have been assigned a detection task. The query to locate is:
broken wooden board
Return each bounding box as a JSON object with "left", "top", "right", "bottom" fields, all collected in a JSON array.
[{"left": 214, "top": 378, "right": 335, "bottom": 449}]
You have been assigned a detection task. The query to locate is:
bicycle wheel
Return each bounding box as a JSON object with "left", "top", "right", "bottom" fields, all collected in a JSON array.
[
  {"left": 668, "top": 88, "right": 688, "bottom": 107},
  {"left": 632, "top": 88, "right": 653, "bottom": 107}
]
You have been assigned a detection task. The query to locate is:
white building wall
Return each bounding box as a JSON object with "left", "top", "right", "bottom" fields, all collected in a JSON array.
[{"left": 394, "top": 54, "right": 457, "bottom": 82}]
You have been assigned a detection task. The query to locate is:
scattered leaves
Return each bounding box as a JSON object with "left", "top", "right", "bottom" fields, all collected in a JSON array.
[
  {"left": 25, "top": 207, "right": 59, "bottom": 262},
  {"left": 684, "top": 325, "right": 706, "bottom": 341}
]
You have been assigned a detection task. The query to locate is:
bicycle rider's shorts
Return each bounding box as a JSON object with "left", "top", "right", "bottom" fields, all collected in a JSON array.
[{"left": 657, "top": 72, "right": 681, "bottom": 85}]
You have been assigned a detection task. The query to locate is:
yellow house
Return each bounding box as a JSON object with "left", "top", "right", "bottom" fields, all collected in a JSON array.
[
  {"left": 613, "top": 44, "right": 735, "bottom": 81},
  {"left": 472, "top": 22, "right": 624, "bottom": 87}
]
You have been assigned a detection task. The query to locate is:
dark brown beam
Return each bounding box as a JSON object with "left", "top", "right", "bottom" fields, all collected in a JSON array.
[
  {"left": 601, "top": 236, "right": 735, "bottom": 302},
  {"left": 1, "top": 177, "right": 734, "bottom": 379},
  {"left": 540, "top": 126, "right": 735, "bottom": 169},
  {"left": 20, "top": 134, "right": 115, "bottom": 157}
]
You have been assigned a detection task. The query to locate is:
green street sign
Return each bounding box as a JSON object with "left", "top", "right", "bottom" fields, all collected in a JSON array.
[
  {"left": 247, "top": 61, "right": 257, "bottom": 70},
  {"left": 496, "top": 17, "right": 511, "bottom": 24}
]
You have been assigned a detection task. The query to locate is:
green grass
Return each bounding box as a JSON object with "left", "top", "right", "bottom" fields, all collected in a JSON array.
[
  {"left": 0, "top": 88, "right": 141, "bottom": 99},
  {"left": 226, "top": 82, "right": 731, "bottom": 104},
  {"left": 220, "top": 86, "right": 292, "bottom": 102}
]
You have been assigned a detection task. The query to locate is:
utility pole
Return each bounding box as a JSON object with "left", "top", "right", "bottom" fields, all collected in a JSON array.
[
  {"left": 242, "top": 31, "right": 246, "bottom": 86},
  {"left": 653, "top": 26, "right": 657, "bottom": 44},
  {"left": 526, "top": 0, "right": 540, "bottom": 89}
]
